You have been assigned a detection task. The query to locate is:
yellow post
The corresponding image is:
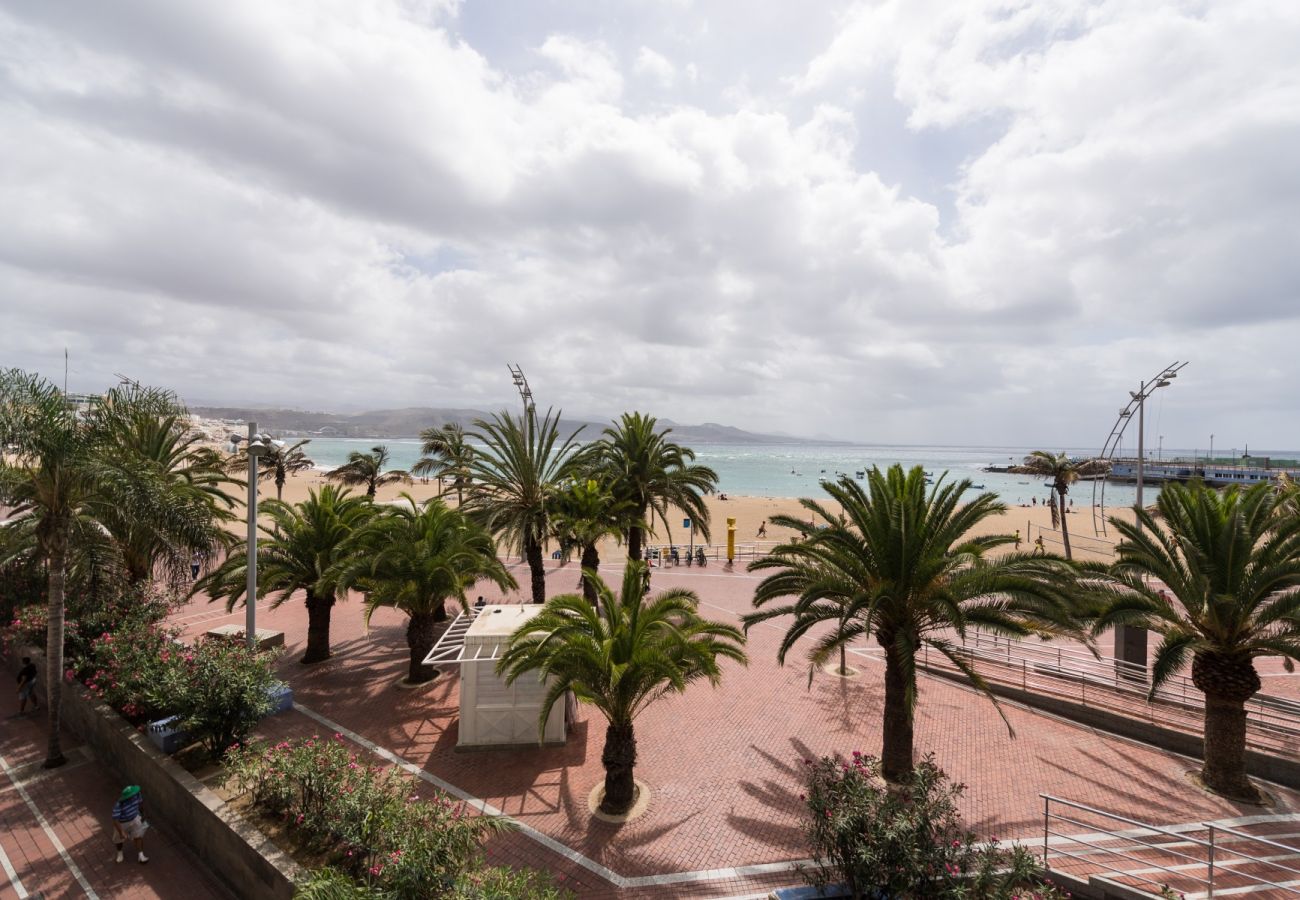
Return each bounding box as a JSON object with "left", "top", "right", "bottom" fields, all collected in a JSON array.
[{"left": 726, "top": 517, "right": 736, "bottom": 568}]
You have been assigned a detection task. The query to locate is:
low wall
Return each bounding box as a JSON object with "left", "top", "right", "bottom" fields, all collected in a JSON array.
[
  {"left": 7, "top": 644, "right": 298, "bottom": 900},
  {"left": 921, "top": 664, "right": 1300, "bottom": 789}
]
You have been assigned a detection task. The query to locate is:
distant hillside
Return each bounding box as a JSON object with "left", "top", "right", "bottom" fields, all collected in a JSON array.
[{"left": 190, "top": 406, "right": 828, "bottom": 445}]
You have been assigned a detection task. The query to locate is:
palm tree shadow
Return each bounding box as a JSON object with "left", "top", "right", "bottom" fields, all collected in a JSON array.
[
  {"left": 809, "top": 659, "right": 884, "bottom": 735},
  {"left": 726, "top": 738, "right": 822, "bottom": 849}
]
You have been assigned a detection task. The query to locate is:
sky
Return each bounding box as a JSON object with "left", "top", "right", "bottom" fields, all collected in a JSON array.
[{"left": 2, "top": 0, "right": 1298, "bottom": 448}]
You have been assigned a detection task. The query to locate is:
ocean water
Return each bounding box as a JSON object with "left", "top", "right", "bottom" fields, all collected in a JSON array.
[{"left": 294, "top": 437, "right": 1191, "bottom": 510}]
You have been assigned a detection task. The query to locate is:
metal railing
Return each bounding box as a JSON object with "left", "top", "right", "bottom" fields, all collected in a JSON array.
[
  {"left": 1041, "top": 794, "right": 1300, "bottom": 897},
  {"left": 850, "top": 630, "right": 1300, "bottom": 756}
]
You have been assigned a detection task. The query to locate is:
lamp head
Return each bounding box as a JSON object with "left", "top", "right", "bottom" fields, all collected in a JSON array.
[{"left": 1156, "top": 379, "right": 1171, "bottom": 387}]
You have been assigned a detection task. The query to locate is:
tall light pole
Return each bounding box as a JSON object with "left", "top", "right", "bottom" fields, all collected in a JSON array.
[
  {"left": 244, "top": 423, "right": 274, "bottom": 649},
  {"left": 1114, "top": 362, "right": 1185, "bottom": 674},
  {"left": 1210, "top": 434, "right": 1214, "bottom": 466}
]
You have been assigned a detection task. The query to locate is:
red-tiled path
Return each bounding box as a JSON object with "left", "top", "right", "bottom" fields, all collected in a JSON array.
[
  {"left": 165, "top": 559, "right": 1300, "bottom": 899},
  {"left": 0, "top": 670, "right": 231, "bottom": 899}
]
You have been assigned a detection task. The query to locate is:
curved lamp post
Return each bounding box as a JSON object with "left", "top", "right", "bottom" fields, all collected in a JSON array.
[{"left": 244, "top": 424, "right": 276, "bottom": 649}]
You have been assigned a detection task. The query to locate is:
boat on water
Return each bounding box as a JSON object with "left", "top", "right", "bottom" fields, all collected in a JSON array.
[
  {"left": 854, "top": 470, "right": 865, "bottom": 479},
  {"left": 971, "top": 483, "right": 985, "bottom": 489}
]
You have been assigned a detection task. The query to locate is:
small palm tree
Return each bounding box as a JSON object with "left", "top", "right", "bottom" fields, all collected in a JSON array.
[
  {"left": 1013, "top": 451, "right": 1110, "bottom": 559},
  {"left": 597, "top": 412, "right": 717, "bottom": 561},
  {"left": 326, "top": 445, "right": 411, "bottom": 498},
  {"left": 497, "top": 563, "right": 747, "bottom": 814},
  {"left": 1094, "top": 481, "right": 1300, "bottom": 801},
  {"left": 413, "top": 423, "right": 475, "bottom": 504},
  {"left": 199, "top": 485, "right": 374, "bottom": 663},
  {"left": 465, "top": 408, "right": 587, "bottom": 604},
  {"left": 746, "top": 466, "right": 1082, "bottom": 783},
  {"left": 229, "top": 438, "right": 315, "bottom": 500},
  {"left": 343, "top": 497, "right": 516, "bottom": 684},
  {"left": 550, "top": 478, "right": 636, "bottom": 606}
]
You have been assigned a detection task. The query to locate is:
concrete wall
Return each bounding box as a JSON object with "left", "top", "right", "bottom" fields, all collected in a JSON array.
[{"left": 8, "top": 644, "right": 298, "bottom": 900}]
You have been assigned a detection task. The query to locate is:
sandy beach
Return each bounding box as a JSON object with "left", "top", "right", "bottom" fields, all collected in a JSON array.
[{"left": 229, "top": 469, "right": 1135, "bottom": 564}]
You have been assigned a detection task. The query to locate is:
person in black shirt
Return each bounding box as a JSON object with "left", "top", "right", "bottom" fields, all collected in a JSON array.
[{"left": 16, "top": 657, "right": 38, "bottom": 715}]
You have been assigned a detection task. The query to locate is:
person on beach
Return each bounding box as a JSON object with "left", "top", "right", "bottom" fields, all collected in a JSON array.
[
  {"left": 1014, "top": 529, "right": 1021, "bottom": 550},
  {"left": 16, "top": 656, "right": 38, "bottom": 715},
  {"left": 1033, "top": 535, "right": 1045, "bottom": 556},
  {"left": 757, "top": 520, "right": 767, "bottom": 538},
  {"left": 111, "top": 785, "right": 149, "bottom": 864}
]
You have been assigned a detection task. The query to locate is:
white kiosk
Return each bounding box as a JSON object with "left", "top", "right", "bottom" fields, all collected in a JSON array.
[{"left": 427, "top": 605, "right": 569, "bottom": 750}]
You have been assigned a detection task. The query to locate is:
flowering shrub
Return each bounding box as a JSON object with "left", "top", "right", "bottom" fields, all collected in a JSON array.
[
  {"left": 85, "top": 618, "right": 184, "bottom": 723},
  {"left": 802, "top": 752, "right": 1068, "bottom": 899},
  {"left": 147, "top": 639, "right": 278, "bottom": 759},
  {"left": 225, "top": 737, "right": 568, "bottom": 899}
]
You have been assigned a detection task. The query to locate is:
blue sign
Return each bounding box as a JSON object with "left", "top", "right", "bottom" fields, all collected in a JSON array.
[{"left": 683, "top": 518, "right": 692, "bottom": 529}]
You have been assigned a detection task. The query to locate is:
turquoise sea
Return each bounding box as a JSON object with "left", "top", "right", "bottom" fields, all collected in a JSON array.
[{"left": 293, "top": 438, "right": 1246, "bottom": 509}]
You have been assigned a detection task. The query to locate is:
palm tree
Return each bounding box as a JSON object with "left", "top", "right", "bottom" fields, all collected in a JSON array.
[
  {"left": 1093, "top": 481, "right": 1300, "bottom": 801},
  {"left": 597, "top": 412, "right": 717, "bottom": 562},
  {"left": 0, "top": 371, "right": 230, "bottom": 767},
  {"left": 465, "top": 408, "right": 587, "bottom": 604},
  {"left": 199, "top": 485, "right": 374, "bottom": 664},
  {"left": 550, "top": 478, "right": 635, "bottom": 606},
  {"left": 1013, "top": 451, "right": 1110, "bottom": 559},
  {"left": 326, "top": 445, "right": 411, "bottom": 498},
  {"left": 229, "top": 438, "right": 315, "bottom": 500},
  {"left": 413, "top": 423, "right": 475, "bottom": 505},
  {"left": 93, "top": 386, "right": 236, "bottom": 583},
  {"left": 746, "top": 466, "right": 1082, "bottom": 784},
  {"left": 342, "top": 496, "right": 516, "bottom": 684},
  {"left": 497, "top": 563, "right": 747, "bottom": 814}
]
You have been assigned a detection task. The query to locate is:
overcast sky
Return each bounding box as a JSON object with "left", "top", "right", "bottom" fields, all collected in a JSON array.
[{"left": 2, "top": 1, "right": 1297, "bottom": 448}]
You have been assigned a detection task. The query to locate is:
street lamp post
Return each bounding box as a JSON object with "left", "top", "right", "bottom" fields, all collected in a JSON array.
[
  {"left": 1115, "top": 364, "right": 1184, "bottom": 674},
  {"left": 244, "top": 423, "right": 273, "bottom": 649}
]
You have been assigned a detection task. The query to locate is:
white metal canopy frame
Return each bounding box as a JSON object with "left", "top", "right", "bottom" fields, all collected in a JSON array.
[
  {"left": 1090, "top": 361, "right": 1187, "bottom": 537},
  {"left": 423, "top": 606, "right": 491, "bottom": 666}
]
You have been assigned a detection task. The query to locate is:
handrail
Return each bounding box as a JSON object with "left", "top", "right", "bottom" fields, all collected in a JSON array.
[{"left": 1042, "top": 795, "right": 1300, "bottom": 897}]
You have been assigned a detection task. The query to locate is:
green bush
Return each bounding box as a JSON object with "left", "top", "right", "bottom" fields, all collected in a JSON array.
[
  {"left": 802, "top": 752, "right": 1067, "bottom": 899},
  {"left": 148, "top": 639, "right": 278, "bottom": 759},
  {"left": 85, "top": 616, "right": 183, "bottom": 723},
  {"left": 228, "top": 737, "right": 569, "bottom": 900}
]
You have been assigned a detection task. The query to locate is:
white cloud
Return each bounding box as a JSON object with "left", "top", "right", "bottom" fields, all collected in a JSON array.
[{"left": 1, "top": 0, "right": 1299, "bottom": 447}]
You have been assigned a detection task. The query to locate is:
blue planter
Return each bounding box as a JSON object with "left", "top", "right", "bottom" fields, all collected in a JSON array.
[
  {"left": 145, "top": 716, "right": 191, "bottom": 755},
  {"left": 772, "top": 885, "right": 852, "bottom": 899},
  {"left": 266, "top": 683, "right": 293, "bottom": 715}
]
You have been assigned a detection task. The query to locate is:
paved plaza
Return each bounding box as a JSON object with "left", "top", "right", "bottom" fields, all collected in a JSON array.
[{"left": 6, "top": 556, "right": 1300, "bottom": 898}]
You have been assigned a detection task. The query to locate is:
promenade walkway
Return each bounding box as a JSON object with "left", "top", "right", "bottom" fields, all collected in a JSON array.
[
  {"left": 0, "top": 671, "right": 231, "bottom": 900},
  {"left": 172, "top": 559, "right": 1300, "bottom": 899}
]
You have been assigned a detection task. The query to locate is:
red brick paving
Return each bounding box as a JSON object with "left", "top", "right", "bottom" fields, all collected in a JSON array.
[
  {"left": 0, "top": 664, "right": 231, "bottom": 900},
  {"left": 166, "top": 558, "right": 1300, "bottom": 898}
]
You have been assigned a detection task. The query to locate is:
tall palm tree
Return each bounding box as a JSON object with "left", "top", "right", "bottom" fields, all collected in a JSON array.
[
  {"left": 228, "top": 438, "right": 315, "bottom": 500},
  {"left": 1013, "top": 451, "right": 1110, "bottom": 559},
  {"left": 198, "top": 485, "right": 374, "bottom": 663},
  {"left": 597, "top": 412, "right": 717, "bottom": 562},
  {"left": 342, "top": 497, "right": 516, "bottom": 684},
  {"left": 1093, "top": 481, "right": 1300, "bottom": 801},
  {"left": 746, "top": 466, "right": 1082, "bottom": 783},
  {"left": 498, "top": 563, "right": 747, "bottom": 814},
  {"left": 93, "top": 386, "right": 236, "bottom": 582},
  {"left": 465, "top": 408, "right": 587, "bottom": 604},
  {"left": 0, "top": 371, "right": 226, "bottom": 768},
  {"left": 413, "top": 423, "right": 475, "bottom": 505},
  {"left": 550, "top": 478, "right": 636, "bottom": 606},
  {"left": 326, "top": 445, "right": 411, "bottom": 498}
]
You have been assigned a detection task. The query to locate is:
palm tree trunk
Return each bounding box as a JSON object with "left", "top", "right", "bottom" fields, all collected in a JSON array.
[
  {"left": 580, "top": 544, "right": 600, "bottom": 607},
  {"left": 43, "top": 526, "right": 69, "bottom": 769},
  {"left": 525, "top": 533, "right": 546, "bottom": 604},
  {"left": 276, "top": 473, "right": 285, "bottom": 501},
  {"left": 302, "top": 591, "right": 333, "bottom": 664},
  {"left": 840, "top": 644, "right": 847, "bottom": 675},
  {"left": 405, "top": 613, "right": 439, "bottom": 684},
  {"left": 880, "top": 639, "right": 913, "bottom": 784},
  {"left": 1193, "top": 652, "right": 1261, "bottom": 800},
  {"left": 1057, "top": 488, "right": 1072, "bottom": 559},
  {"left": 600, "top": 722, "right": 638, "bottom": 814},
  {"left": 627, "top": 525, "right": 643, "bottom": 562}
]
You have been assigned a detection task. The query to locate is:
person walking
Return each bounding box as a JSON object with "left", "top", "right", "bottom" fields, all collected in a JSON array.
[
  {"left": 111, "top": 785, "right": 149, "bottom": 864},
  {"left": 1033, "top": 535, "right": 1045, "bottom": 556},
  {"left": 1014, "top": 529, "right": 1021, "bottom": 550},
  {"left": 190, "top": 550, "right": 203, "bottom": 580},
  {"left": 757, "top": 520, "right": 767, "bottom": 538},
  {"left": 16, "top": 656, "right": 39, "bottom": 715}
]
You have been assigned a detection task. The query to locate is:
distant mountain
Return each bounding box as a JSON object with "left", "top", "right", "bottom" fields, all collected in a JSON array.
[{"left": 190, "top": 405, "right": 833, "bottom": 445}]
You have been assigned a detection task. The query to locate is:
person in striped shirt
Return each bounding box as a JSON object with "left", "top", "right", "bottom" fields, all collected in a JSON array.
[{"left": 111, "top": 785, "right": 149, "bottom": 864}]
